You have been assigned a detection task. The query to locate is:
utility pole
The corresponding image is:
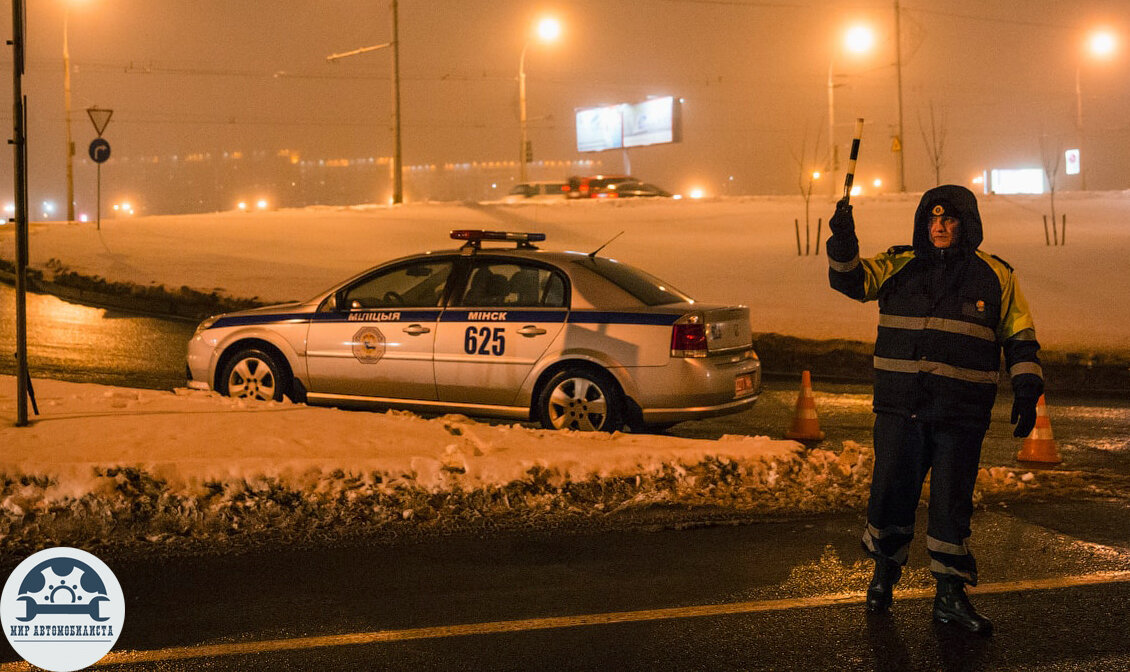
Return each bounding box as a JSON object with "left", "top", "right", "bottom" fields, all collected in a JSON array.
[
  {"left": 390, "top": 0, "right": 402, "bottom": 204},
  {"left": 894, "top": 0, "right": 907, "bottom": 192},
  {"left": 11, "top": 0, "right": 30, "bottom": 426},
  {"left": 518, "top": 47, "right": 529, "bottom": 183},
  {"left": 1075, "top": 66, "right": 1086, "bottom": 191},
  {"left": 326, "top": 0, "right": 403, "bottom": 204},
  {"left": 63, "top": 5, "right": 75, "bottom": 222},
  {"left": 827, "top": 58, "right": 838, "bottom": 199}
]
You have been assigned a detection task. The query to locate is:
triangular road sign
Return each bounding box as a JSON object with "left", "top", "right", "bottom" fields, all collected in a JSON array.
[{"left": 87, "top": 107, "right": 113, "bottom": 137}]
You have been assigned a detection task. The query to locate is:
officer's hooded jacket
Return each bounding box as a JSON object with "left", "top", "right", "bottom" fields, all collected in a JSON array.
[{"left": 827, "top": 185, "right": 1043, "bottom": 428}]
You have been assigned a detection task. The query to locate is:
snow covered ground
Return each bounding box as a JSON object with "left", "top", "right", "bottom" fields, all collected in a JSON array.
[
  {"left": 2, "top": 191, "right": 1128, "bottom": 354},
  {"left": 0, "top": 192, "right": 1118, "bottom": 549},
  {"left": 0, "top": 375, "right": 1038, "bottom": 551}
]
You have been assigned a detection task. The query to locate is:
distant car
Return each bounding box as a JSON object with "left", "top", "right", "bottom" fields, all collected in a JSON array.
[
  {"left": 186, "top": 230, "right": 761, "bottom": 432},
  {"left": 565, "top": 175, "right": 635, "bottom": 199},
  {"left": 502, "top": 181, "right": 569, "bottom": 203},
  {"left": 565, "top": 175, "right": 670, "bottom": 199},
  {"left": 608, "top": 181, "right": 672, "bottom": 198}
]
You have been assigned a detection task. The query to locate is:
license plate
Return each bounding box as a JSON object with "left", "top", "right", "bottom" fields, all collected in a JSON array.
[{"left": 734, "top": 373, "right": 754, "bottom": 397}]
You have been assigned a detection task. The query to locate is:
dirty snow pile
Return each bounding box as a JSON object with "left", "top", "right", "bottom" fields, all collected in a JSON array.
[{"left": 0, "top": 376, "right": 1038, "bottom": 550}]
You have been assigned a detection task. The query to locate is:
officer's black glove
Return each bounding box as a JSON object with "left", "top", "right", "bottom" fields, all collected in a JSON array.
[
  {"left": 1010, "top": 395, "right": 1039, "bottom": 438},
  {"left": 829, "top": 198, "right": 854, "bottom": 237}
]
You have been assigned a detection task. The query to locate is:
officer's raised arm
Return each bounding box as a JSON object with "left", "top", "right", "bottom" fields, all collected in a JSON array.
[{"left": 826, "top": 198, "right": 865, "bottom": 300}]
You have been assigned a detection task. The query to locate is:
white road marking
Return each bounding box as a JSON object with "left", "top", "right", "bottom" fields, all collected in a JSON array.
[{"left": 2, "top": 571, "right": 1127, "bottom": 669}]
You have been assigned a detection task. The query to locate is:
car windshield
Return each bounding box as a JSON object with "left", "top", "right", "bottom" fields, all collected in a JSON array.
[{"left": 576, "top": 257, "right": 693, "bottom": 306}]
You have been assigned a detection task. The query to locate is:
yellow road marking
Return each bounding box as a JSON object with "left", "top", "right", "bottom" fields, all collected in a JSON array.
[{"left": 2, "top": 571, "right": 1128, "bottom": 669}]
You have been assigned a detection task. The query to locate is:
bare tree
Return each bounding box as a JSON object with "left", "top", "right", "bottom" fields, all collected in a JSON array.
[
  {"left": 917, "top": 101, "right": 948, "bottom": 186},
  {"left": 1040, "top": 135, "right": 1063, "bottom": 246},
  {"left": 790, "top": 125, "right": 826, "bottom": 255}
]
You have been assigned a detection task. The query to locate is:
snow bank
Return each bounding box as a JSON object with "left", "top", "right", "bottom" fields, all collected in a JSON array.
[{"left": 0, "top": 376, "right": 1038, "bottom": 550}]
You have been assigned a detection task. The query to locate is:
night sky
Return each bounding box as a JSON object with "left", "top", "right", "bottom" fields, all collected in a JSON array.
[{"left": 3, "top": 0, "right": 1129, "bottom": 209}]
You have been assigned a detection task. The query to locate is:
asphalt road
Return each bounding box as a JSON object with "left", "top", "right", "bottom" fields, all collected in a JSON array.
[
  {"left": 0, "top": 283, "right": 195, "bottom": 390},
  {"left": 3, "top": 504, "right": 1129, "bottom": 671}
]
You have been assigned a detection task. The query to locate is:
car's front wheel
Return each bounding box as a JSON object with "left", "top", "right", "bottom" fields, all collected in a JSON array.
[
  {"left": 219, "top": 348, "right": 288, "bottom": 401},
  {"left": 536, "top": 367, "right": 622, "bottom": 432}
]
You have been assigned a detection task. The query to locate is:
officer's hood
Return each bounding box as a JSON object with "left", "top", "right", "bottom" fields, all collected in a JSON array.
[{"left": 913, "top": 184, "right": 983, "bottom": 254}]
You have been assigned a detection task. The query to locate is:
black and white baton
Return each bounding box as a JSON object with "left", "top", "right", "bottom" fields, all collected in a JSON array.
[{"left": 842, "top": 117, "right": 864, "bottom": 202}]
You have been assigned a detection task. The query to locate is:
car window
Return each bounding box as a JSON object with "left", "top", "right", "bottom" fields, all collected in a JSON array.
[
  {"left": 576, "top": 257, "right": 692, "bottom": 306},
  {"left": 341, "top": 260, "right": 453, "bottom": 309},
  {"left": 456, "top": 262, "right": 567, "bottom": 308}
]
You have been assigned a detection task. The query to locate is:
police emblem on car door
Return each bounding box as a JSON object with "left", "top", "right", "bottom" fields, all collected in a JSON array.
[
  {"left": 433, "top": 261, "right": 567, "bottom": 406},
  {"left": 305, "top": 259, "right": 453, "bottom": 400}
]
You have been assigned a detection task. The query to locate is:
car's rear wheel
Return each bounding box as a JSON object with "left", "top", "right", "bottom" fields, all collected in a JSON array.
[
  {"left": 537, "top": 367, "right": 622, "bottom": 432},
  {"left": 219, "top": 348, "right": 287, "bottom": 401}
]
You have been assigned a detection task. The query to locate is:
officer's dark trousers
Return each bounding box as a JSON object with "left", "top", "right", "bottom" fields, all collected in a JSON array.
[{"left": 861, "top": 412, "right": 985, "bottom": 585}]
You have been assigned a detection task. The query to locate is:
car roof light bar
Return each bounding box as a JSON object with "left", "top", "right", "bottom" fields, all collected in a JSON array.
[{"left": 450, "top": 230, "right": 546, "bottom": 250}]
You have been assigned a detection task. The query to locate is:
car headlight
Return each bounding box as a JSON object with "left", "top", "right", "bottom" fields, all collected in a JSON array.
[{"left": 193, "top": 316, "right": 218, "bottom": 337}]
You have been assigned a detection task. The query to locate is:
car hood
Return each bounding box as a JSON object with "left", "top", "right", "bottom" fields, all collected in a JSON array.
[{"left": 219, "top": 301, "right": 315, "bottom": 319}]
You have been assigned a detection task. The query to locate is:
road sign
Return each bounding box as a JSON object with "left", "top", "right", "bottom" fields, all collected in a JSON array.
[
  {"left": 87, "top": 107, "right": 113, "bottom": 137},
  {"left": 89, "top": 138, "right": 111, "bottom": 163},
  {"left": 1065, "top": 149, "right": 1081, "bottom": 176}
]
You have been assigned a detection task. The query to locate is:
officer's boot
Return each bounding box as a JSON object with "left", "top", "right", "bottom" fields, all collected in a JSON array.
[
  {"left": 865, "top": 558, "right": 902, "bottom": 613},
  {"left": 932, "top": 577, "right": 993, "bottom": 636}
]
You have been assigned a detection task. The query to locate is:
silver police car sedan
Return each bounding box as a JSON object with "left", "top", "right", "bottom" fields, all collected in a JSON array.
[{"left": 187, "top": 230, "right": 761, "bottom": 431}]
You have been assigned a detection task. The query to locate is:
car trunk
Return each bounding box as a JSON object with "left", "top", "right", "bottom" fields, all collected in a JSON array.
[{"left": 702, "top": 307, "right": 752, "bottom": 353}]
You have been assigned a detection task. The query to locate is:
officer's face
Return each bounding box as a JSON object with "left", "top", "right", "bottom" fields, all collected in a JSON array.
[{"left": 929, "top": 216, "right": 960, "bottom": 248}]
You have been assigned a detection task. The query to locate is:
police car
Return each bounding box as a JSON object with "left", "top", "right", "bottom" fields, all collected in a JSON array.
[{"left": 186, "top": 230, "right": 762, "bottom": 432}]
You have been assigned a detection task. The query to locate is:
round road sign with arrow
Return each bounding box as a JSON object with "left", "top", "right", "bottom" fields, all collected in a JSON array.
[{"left": 89, "top": 138, "right": 111, "bottom": 163}]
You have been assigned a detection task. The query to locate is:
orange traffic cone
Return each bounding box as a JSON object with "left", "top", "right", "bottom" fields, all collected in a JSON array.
[
  {"left": 1016, "top": 394, "right": 1061, "bottom": 464},
  {"left": 785, "top": 370, "right": 825, "bottom": 442}
]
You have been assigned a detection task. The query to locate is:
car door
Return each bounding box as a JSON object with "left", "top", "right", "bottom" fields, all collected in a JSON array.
[
  {"left": 433, "top": 260, "right": 568, "bottom": 406},
  {"left": 305, "top": 258, "right": 454, "bottom": 400}
]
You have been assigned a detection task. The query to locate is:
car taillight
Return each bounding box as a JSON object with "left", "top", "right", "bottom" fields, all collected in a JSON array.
[{"left": 671, "top": 322, "right": 708, "bottom": 358}]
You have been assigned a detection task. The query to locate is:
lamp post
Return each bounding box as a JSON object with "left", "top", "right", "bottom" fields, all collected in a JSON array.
[
  {"left": 893, "top": 0, "right": 906, "bottom": 193},
  {"left": 1075, "top": 28, "right": 1117, "bottom": 191},
  {"left": 828, "top": 24, "right": 874, "bottom": 198},
  {"left": 63, "top": 3, "right": 75, "bottom": 222},
  {"left": 518, "top": 16, "right": 561, "bottom": 183}
]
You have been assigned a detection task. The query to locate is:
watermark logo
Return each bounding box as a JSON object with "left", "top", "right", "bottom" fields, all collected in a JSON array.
[{"left": 2, "top": 547, "right": 125, "bottom": 671}]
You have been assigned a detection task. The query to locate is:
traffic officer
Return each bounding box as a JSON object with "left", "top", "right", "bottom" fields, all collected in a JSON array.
[{"left": 826, "top": 184, "right": 1043, "bottom": 635}]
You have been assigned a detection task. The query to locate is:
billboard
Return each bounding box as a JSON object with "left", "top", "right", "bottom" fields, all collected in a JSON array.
[
  {"left": 990, "top": 168, "right": 1044, "bottom": 195},
  {"left": 623, "top": 96, "right": 681, "bottom": 147},
  {"left": 575, "top": 105, "right": 623, "bottom": 152},
  {"left": 575, "top": 97, "right": 682, "bottom": 153}
]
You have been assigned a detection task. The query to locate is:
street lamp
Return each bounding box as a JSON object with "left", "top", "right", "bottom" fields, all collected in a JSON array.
[
  {"left": 827, "top": 23, "right": 874, "bottom": 198},
  {"left": 1075, "top": 28, "right": 1118, "bottom": 190},
  {"left": 518, "top": 16, "right": 561, "bottom": 183}
]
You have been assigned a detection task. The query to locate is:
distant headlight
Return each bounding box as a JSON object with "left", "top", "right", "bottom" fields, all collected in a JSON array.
[{"left": 193, "top": 316, "right": 218, "bottom": 336}]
